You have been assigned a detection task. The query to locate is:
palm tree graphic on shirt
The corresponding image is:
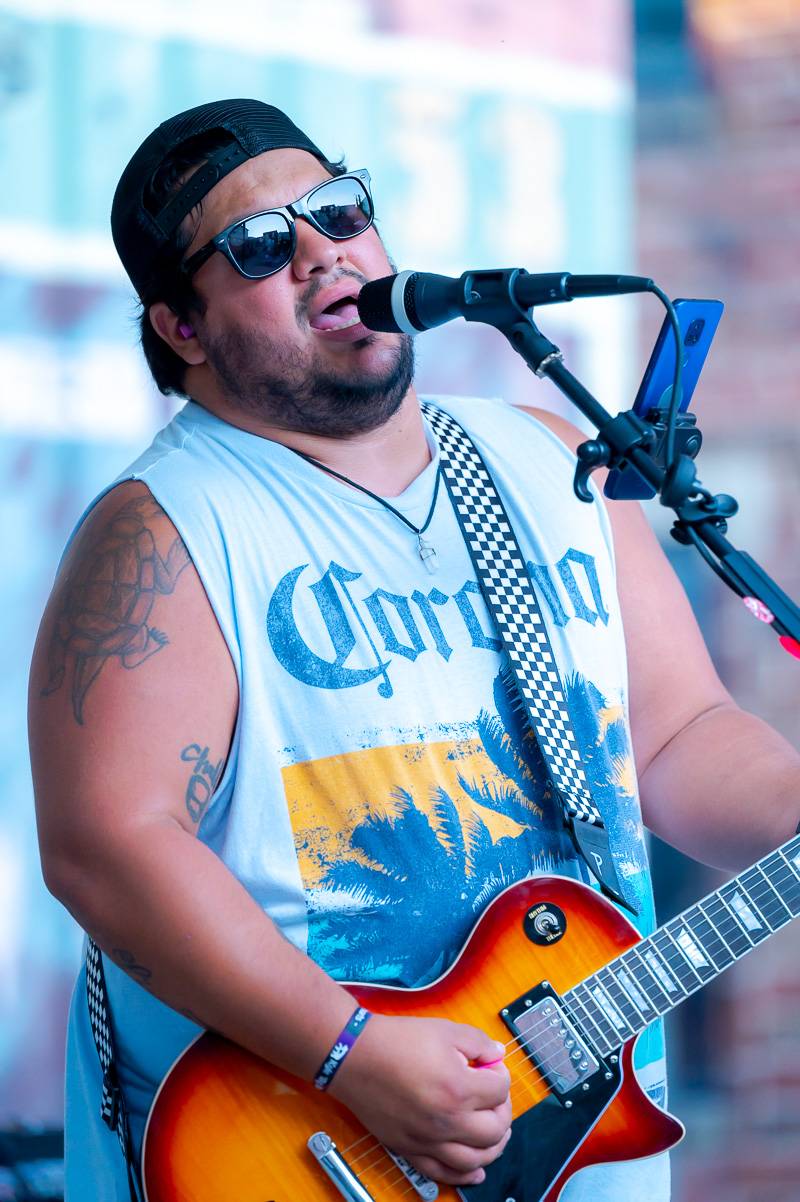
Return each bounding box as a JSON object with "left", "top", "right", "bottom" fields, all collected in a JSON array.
[{"left": 301, "top": 669, "right": 640, "bottom": 985}]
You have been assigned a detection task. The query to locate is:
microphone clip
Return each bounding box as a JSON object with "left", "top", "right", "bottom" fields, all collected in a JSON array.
[{"left": 458, "top": 267, "right": 534, "bottom": 327}]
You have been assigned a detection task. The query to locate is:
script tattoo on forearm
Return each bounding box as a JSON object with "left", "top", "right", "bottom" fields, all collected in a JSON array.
[
  {"left": 111, "top": 947, "right": 153, "bottom": 984},
  {"left": 180, "top": 742, "right": 224, "bottom": 822},
  {"left": 41, "top": 495, "right": 190, "bottom": 725}
]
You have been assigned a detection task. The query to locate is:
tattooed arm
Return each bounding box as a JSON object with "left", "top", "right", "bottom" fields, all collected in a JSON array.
[
  {"left": 30, "top": 479, "right": 511, "bottom": 1187},
  {"left": 29, "top": 479, "right": 357, "bottom": 1074}
]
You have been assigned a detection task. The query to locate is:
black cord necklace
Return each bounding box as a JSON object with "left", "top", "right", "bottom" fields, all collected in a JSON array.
[{"left": 291, "top": 448, "right": 442, "bottom": 573}]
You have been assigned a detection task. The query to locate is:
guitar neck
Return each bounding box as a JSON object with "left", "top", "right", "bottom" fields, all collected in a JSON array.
[{"left": 563, "top": 834, "right": 800, "bottom": 1057}]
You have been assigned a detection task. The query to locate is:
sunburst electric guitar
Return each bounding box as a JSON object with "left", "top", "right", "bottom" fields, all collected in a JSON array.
[{"left": 142, "top": 834, "right": 800, "bottom": 1202}]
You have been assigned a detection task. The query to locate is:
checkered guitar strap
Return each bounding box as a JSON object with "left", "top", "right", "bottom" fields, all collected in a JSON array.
[
  {"left": 85, "top": 938, "right": 143, "bottom": 1201},
  {"left": 422, "top": 402, "right": 634, "bottom": 915}
]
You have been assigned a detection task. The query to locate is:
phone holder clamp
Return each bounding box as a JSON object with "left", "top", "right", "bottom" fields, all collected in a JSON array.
[
  {"left": 670, "top": 491, "right": 739, "bottom": 545},
  {"left": 477, "top": 295, "right": 800, "bottom": 653},
  {"left": 573, "top": 413, "right": 657, "bottom": 503}
]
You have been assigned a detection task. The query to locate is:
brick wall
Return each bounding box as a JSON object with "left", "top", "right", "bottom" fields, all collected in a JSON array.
[
  {"left": 636, "top": 4, "right": 800, "bottom": 1199},
  {"left": 636, "top": 2, "right": 800, "bottom": 738}
]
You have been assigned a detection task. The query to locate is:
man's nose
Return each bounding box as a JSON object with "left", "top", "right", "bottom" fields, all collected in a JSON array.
[{"left": 291, "top": 217, "right": 345, "bottom": 279}]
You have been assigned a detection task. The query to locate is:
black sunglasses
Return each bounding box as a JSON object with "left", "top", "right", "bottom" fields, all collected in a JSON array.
[{"left": 180, "top": 169, "right": 374, "bottom": 282}]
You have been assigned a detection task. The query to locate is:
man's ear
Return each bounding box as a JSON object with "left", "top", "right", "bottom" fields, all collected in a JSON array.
[{"left": 149, "top": 302, "right": 206, "bottom": 366}]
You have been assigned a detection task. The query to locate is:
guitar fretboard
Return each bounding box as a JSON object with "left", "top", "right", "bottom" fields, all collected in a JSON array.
[{"left": 562, "top": 834, "right": 800, "bottom": 1057}]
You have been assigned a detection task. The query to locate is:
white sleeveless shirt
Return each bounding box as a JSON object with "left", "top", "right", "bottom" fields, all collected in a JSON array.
[{"left": 63, "top": 395, "right": 669, "bottom": 1201}]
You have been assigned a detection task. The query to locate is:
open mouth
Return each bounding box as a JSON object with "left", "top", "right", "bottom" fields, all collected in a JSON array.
[{"left": 309, "top": 294, "right": 361, "bottom": 332}]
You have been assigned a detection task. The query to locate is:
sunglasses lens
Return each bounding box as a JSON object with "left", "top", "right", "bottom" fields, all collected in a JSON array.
[
  {"left": 228, "top": 212, "right": 294, "bottom": 277},
  {"left": 217, "top": 175, "right": 371, "bottom": 279},
  {"left": 308, "top": 177, "right": 372, "bottom": 239}
]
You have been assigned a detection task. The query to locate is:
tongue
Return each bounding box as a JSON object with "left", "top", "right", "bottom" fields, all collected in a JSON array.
[{"left": 310, "top": 301, "right": 360, "bottom": 331}]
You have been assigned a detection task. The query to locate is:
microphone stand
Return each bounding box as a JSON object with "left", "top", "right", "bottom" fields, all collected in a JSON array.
[{"left": 458, "top": 268, "right": 800, "bottom": 651}]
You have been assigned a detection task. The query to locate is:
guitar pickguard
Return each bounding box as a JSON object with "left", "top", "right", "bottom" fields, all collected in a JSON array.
[{"left": 459, "top": 1056, "right": 622, "bottom": 1202}]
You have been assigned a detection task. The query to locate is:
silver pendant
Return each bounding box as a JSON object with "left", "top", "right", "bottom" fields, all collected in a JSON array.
[{"left": 418, "top": 535, "right": 438, "bottom": 573}]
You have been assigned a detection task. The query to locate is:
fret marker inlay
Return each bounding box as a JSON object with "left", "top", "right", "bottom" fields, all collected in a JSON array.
[
  {"left": 676, "top": 928, "right": 709, "bottom": 969},
  {"left": 591, "top": 986, "right": 626, "bottom": 1030},
  {"left": 617, "top": 970, "right": 649, "bottom": 1011},
  {"left": 730, "top": 890, "right": 762, "bottom": 931},
  {"left": 645, "top": 950, "right": 678, "bottom": 993}
]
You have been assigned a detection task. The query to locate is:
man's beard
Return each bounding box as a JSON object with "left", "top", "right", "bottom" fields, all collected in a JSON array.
[{"left": 200, "top": 321, "right": 415, "bottom": 439}]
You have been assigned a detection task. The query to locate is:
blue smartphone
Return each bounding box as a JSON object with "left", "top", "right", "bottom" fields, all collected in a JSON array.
[{"left": 604, "top": 297, "right": 724, "bottom": 500}]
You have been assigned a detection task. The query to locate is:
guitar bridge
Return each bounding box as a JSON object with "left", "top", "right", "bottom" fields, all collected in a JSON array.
[
  {"left": 501, "top": 981, "right": 602, "bottom": 1100},
  {"left": 308, "top": 1132, "right": 438, "bottom": 1202},
  {"left": 308, "top": 1132, "right": 375, "bottom": 1202}
]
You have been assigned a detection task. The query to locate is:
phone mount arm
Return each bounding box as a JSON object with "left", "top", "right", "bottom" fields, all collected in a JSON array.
[{"left": 457, "top": 269, "right": 800, "bottom": 651}]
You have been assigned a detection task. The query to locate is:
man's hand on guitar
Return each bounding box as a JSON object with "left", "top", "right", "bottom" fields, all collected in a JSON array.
[{"left": 329, "top": 1013, "right": 512, "bottom": 1187}]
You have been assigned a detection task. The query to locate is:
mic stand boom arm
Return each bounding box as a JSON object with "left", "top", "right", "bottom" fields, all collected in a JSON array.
[{"left": 462, "top": 269, "right": 800, "bottom": 650}]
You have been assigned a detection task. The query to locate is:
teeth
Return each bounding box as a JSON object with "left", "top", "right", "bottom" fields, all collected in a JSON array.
[{"left": 328, "top": 315, "right": 361, "bottom": 331}]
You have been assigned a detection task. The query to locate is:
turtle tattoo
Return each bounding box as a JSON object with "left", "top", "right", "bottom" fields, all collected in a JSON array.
[{"left": 42, "top": 495, "right": 190, "bottom": 725}]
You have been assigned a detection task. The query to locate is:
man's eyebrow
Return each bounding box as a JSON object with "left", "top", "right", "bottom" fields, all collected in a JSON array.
[
  {"left": 219, "top": 205, "right": 280, "bottom": 231},
  {"left": 203, "top": 175, "right": 334, "bottom": 238},
  {"left": 217, "top": 176, "right": 334, "bottom": 230},
  {"left": 187, "top": 204, "right": 272, "bottom": 255},
  {"left": 213, "top": 192, "right": 304, "bottom": 233}
]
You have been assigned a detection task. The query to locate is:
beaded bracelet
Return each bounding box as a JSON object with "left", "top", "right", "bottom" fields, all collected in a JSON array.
[{"left": 313, "top": 1006, "right": 372, "bottom": 1091}]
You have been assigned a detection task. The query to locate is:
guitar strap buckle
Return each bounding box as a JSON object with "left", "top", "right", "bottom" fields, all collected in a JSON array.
[
  {"left": 101, "top": 1067, "right": 121, "bottom": 1131},
  {"left": 567, "top": 814, "right": 634, "bottom": 913}
]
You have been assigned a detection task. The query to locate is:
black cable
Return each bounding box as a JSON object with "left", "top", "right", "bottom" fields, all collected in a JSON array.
[{"left": 682, "top": 523, "right": 747, "bottom": 597}]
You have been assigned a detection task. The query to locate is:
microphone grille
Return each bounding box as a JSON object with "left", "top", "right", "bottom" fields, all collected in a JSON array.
[
  {"left": 356, "top": 275, "right": 399, "bottom": 332},
  {"left": 402, "top": 274, "right": 422, "bottom": 331}
]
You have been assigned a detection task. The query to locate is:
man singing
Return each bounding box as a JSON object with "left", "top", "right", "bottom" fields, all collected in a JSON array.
[{"left": 30, "top": 99, "right": 800, "bottom": 1200}]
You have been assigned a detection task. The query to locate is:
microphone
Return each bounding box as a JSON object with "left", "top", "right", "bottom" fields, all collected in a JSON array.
[{"left": 357, "top": 269, "right": 654, "bottom": 335}]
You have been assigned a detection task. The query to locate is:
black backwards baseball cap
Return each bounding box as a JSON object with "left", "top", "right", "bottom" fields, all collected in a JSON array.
[{"left": 111, "top": 98, "right": 330, "bottom": 301}]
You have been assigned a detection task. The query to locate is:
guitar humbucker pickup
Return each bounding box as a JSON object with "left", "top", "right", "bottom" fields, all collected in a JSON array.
[{"left": 501, "top": 981, "right": 604, "bottom": 1100}]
